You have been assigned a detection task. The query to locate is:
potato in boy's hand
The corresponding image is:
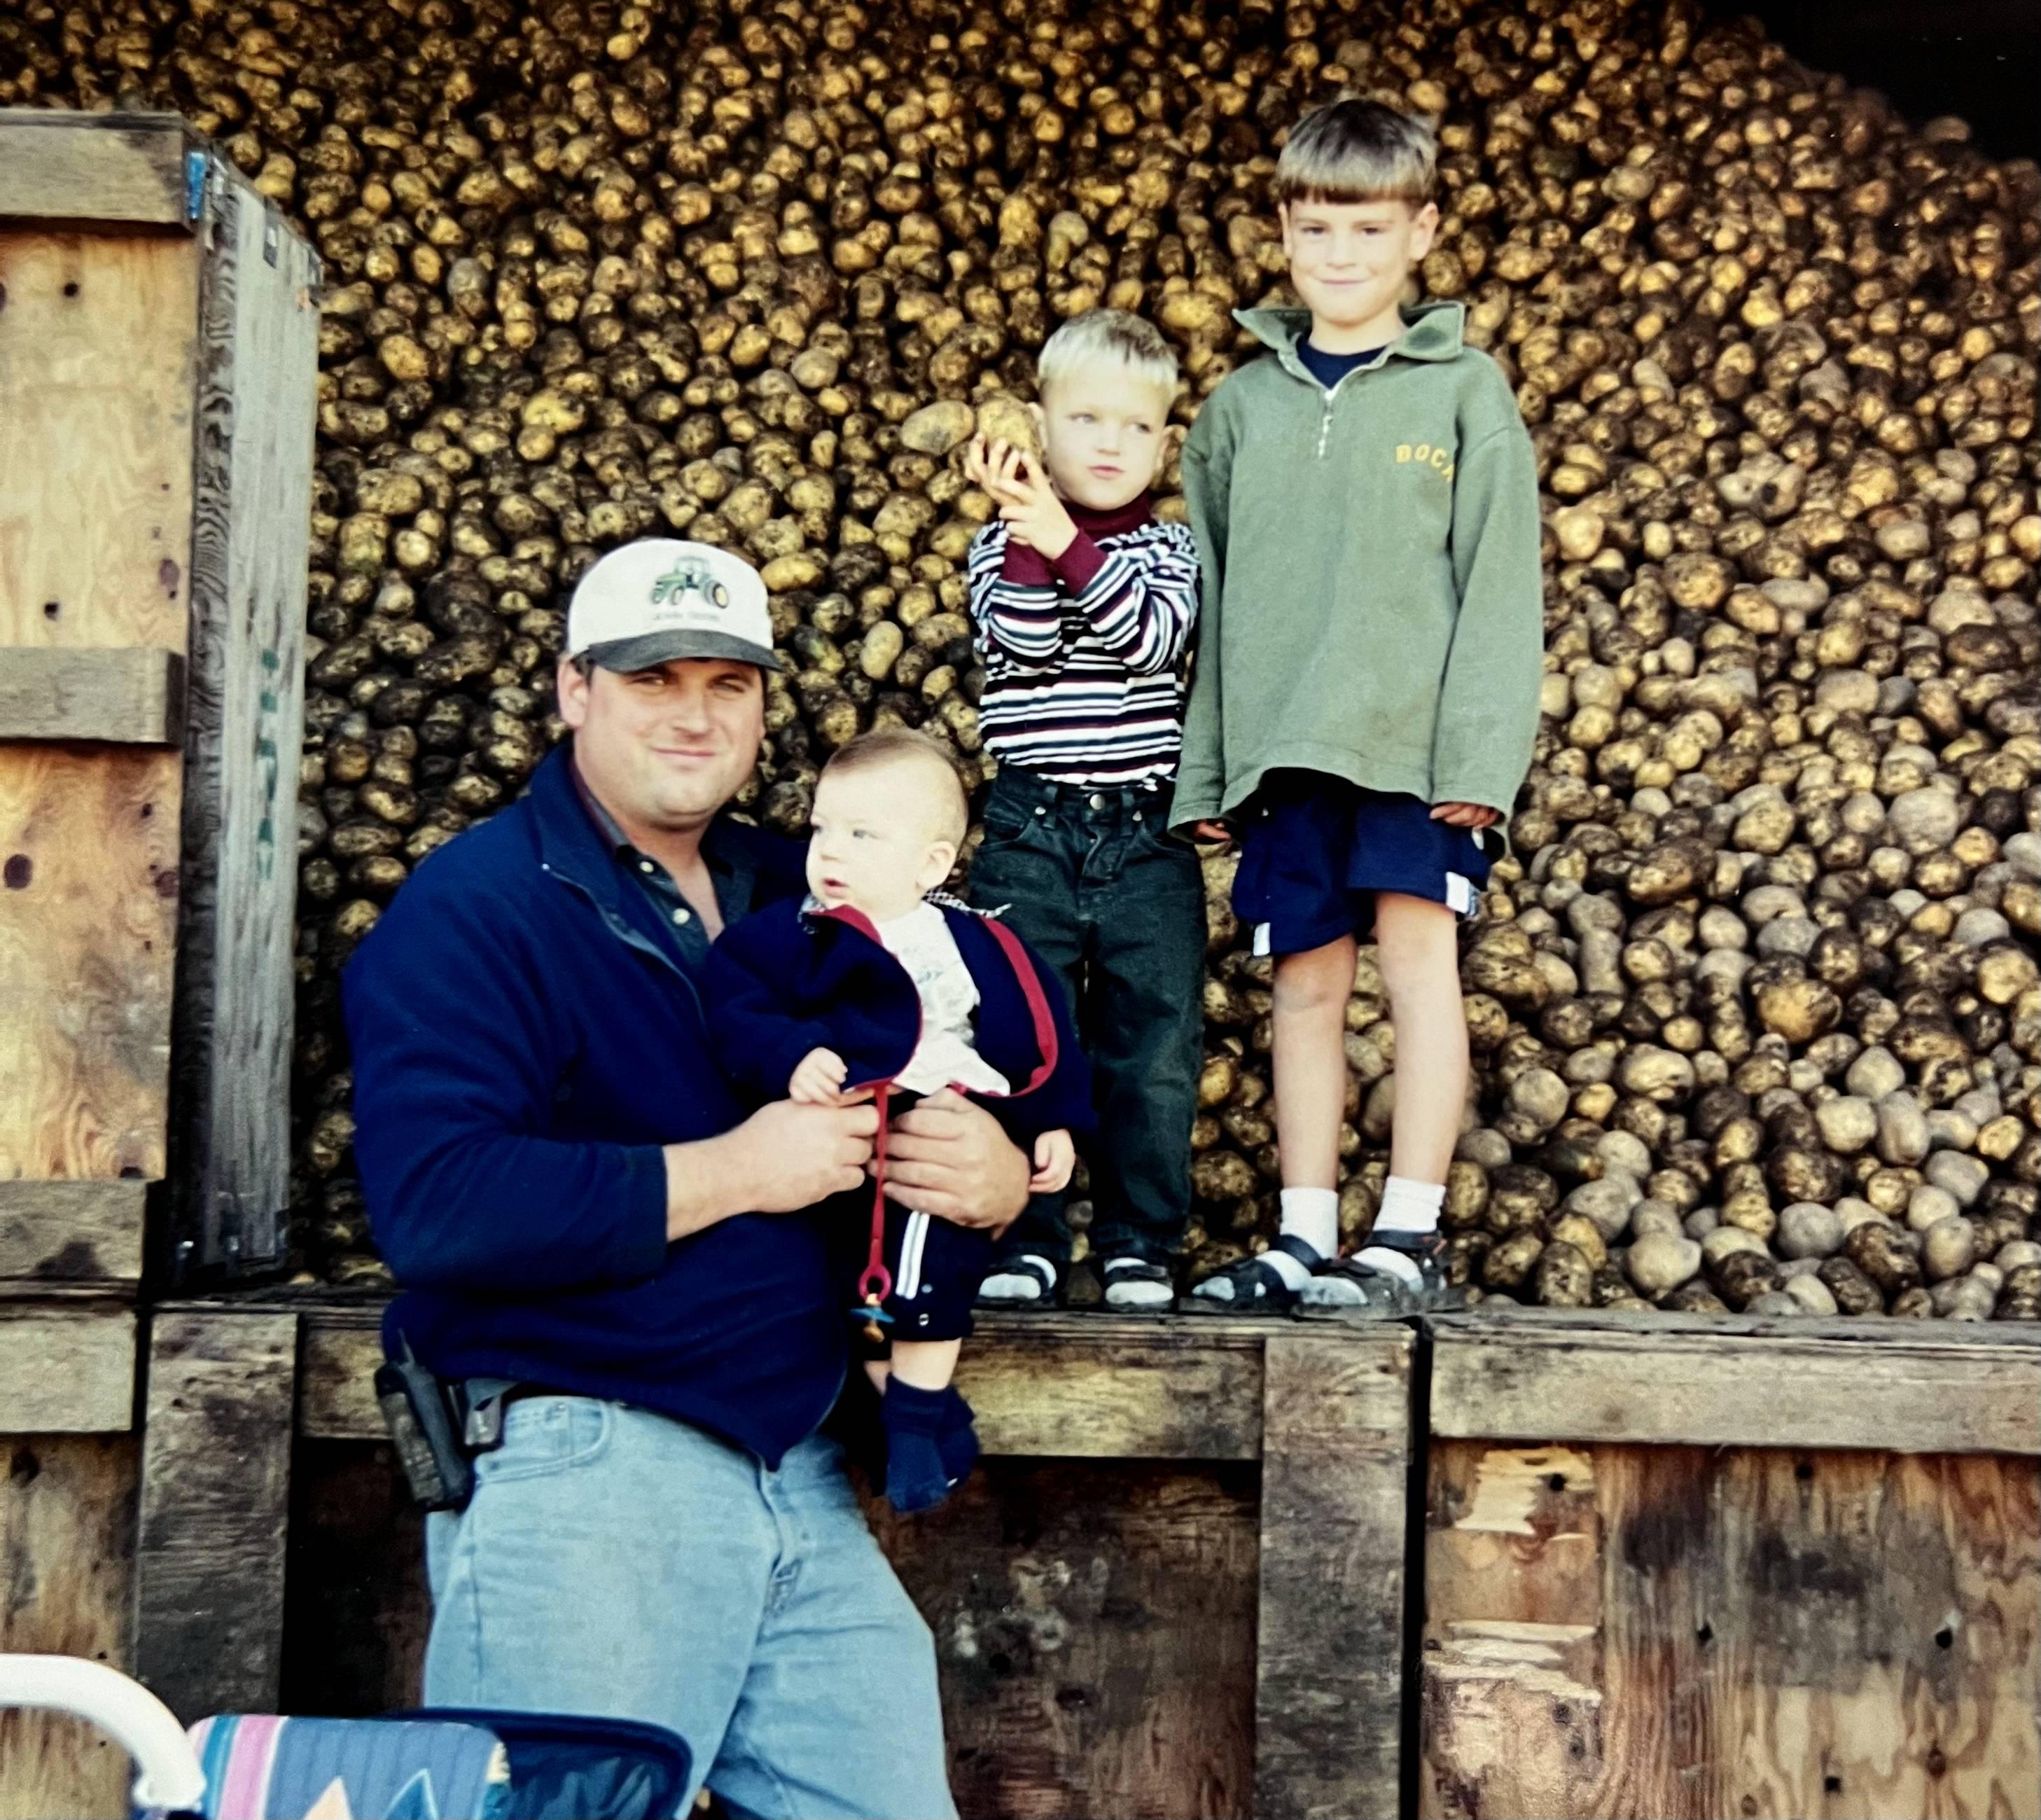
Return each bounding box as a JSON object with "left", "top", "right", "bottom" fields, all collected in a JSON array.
[
  {"left": 1029, "top": 1128, "right": 1076, "bottom": 1194},
  {"left": 790, "top": 1046, "right": 851, "bottom": 1106}
]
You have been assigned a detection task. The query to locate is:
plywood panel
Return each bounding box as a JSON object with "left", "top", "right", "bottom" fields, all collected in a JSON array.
[
  {"left": 0, "top": 230, "right": 196, "bottom": 652},
  {"left": 0, "top": 1434, "right": 140, "bottom": 1820},
  {"left": 0, "top": 111, "right": 195, "bottom": 228},
  {"left": 169, "top": 175, "right": 317, "bottom": 1267},
  {"left": 0, "top": 224, "right": 196, "bottom": 1192},
  {"left": 1421, "top": 1440, "right": 2041, "bottom": 1820},
  {"left": 0, "top": 747, "right": 179, "bottom": 1180}
]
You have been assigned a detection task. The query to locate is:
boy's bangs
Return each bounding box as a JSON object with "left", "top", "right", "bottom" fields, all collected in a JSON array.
[{"left": 1278, "top": 175, "right": 1432, "bottom": 210}]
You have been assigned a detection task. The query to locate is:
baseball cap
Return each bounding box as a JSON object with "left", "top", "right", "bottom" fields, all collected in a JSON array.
[{"left": 566, "top": 539, "right": 783, "bottom": 674}]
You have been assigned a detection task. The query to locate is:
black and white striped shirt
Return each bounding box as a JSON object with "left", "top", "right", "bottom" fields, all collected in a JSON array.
[{"left": 966, "top": 510, "right": 1201, "bottom": 786}]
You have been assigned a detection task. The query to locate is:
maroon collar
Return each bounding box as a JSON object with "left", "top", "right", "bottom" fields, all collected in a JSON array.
[{"left": 1066, "top": 491, "right": 1155, "bottom": 539}]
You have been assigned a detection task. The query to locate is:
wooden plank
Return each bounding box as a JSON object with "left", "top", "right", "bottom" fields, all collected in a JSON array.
[
  {"left": 0, "top": 647, "right": 184, "bottom": 744},
  {"left": 300, "top": 1307, "right": 1269, "bottom": 1458},
  {"left": 1429, "top": 1319, "right": 2041, "bottom": 1456},
  {"left": 871, "top": 1459, "right": 1260, "bottom": 1820},
  {"left": 0, "top": 230, "right": 197, "bottom": 652},
  {"left": 0, "top": 1433, "right": 141, "bottom": 1820},
  {"left": 1255, "top": 1328, "right": 1414, "bottom": 1820},
  {"left": 1421, "top": 1440, "right": 2041, "bottom": 1820},
  {"left": 0, "top": 747, "right": 181, "bottom": 1180},
  {"left": 0, "top": 111, "right": 195, "bottom": 229},
  {"left": 132, "top": 1310, "right": 297, "bottom": 1718},
  {"left": 165, "top": 173, "right": 318, "bottom": 1270},
  {"left": 0, "top": 1180, "right": 144, "bottom": 1285},
  {"left": 0, "top": 1305, "right": 136, "bottom": 1431}
]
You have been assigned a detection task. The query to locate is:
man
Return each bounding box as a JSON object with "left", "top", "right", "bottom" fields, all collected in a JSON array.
[{"left": 343, "top": 539, "right": 1031, "bottom": 1819}]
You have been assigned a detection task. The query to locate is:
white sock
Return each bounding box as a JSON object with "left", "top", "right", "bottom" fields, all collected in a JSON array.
[
  {"left": 1102, "top": 1258, "right": 1173, "bottom": 1309},
  {"left": 1349, "top": 1176, "right": 1442, "bottom": 1291},
  {"left": 980, "top": 1254, "right": 1056, "bottom": 1303},
  {"left": 1279, "top": 1186, "right": 1339, "bottom": 1258},
  {"left": 1193, "top": 1189, "right": 1333, "bottom": 1302},
  {"left": 1373, "top": 1176, "right": 1444, "bottom": 1238}
]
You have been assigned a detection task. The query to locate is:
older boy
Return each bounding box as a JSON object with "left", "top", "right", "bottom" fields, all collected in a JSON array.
[
  {"left": 962, "top": 309, "right": 1206, "bottom": 1313},
  {"left": 1172, "top": 100, "right": 1542, "bottom": 1312}
]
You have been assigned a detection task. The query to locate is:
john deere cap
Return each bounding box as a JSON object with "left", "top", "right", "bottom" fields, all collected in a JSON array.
[{"left": 566, "top": 539, "right": 783, "bottom": 673}]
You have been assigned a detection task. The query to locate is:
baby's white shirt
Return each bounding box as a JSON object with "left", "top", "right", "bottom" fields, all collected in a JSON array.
[{"left": 872, "top": 902, "right": 1010, "bottom": 1098}]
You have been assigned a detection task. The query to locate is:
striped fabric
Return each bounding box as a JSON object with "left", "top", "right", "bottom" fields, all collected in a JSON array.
[
  {"left": 187, "top": 1713, "right": 511, "bottom": 1820},
  {"left": 967, "top": 517, "right": 1201, "bottom": 785}
]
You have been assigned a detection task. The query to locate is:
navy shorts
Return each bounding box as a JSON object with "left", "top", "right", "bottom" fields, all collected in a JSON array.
[{"left": 1231, "top": 772, "right": 1498, "bottom": 956}]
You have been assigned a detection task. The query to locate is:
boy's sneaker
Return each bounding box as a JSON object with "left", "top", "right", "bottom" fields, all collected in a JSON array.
[{"left": 1299, "top": 1229, "right": 1463, "bottom": 1314}]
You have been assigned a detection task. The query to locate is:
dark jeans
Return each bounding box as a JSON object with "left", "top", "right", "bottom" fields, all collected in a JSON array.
[{"left": 965, "top": 767, "right": 1206, "bottom": 1269}]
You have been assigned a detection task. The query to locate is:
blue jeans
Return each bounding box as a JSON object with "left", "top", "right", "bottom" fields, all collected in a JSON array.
[
  {"left": 966, "top": 767, "right": 1206, "bottom": 1265},
  {"left": 424, "top": 1398, "right": 955, "bottom": 1820}
]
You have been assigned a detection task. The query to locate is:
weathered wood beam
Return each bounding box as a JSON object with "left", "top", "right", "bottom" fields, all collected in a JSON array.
[
  {"left": 1255, "top": 1326, "right": 1416, "bottom": 1820},
  {"left": 132, "top": 1309, "right": 298, "bottom": 1718},
  {"left": 0, "top": 1179, "right": 146, "bottom": 1285},
  {"left": 0, "top": 1302, "right": 137, "bottom": 1431},
  {"left": 0, "top": 648, "right": 184, "bottom": 744},
  {"left": 0, "top": 111, "right": 198, "bottom": 229},
  {"left": 300, "top": 1305, "right": 1269, "bottom": 1459},
  {"left": 1428, "top": 1313, "right": 2041, "bottom": 1456}
]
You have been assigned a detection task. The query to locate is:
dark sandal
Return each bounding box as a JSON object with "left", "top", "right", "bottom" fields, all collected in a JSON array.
[
  {"left": 1183, "top": 1234, "right": 1319, "bottom": 1314},
  {"left": 975, "top": 1255, "right": 1060, "bottom": 1310},
  {"left": 1297, "top": 1232, "right": 1464, "bottom": 1320},
  {"left": 1099, "top": 1257, "right": 1178, "bottom": 1313}
]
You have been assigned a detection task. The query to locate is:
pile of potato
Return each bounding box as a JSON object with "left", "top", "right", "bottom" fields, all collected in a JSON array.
[{"left": 6, "top": 0, "right": 2034, "bottom": 1316}]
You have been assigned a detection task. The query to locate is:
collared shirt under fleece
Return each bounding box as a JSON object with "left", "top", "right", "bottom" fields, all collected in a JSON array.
[
  {"left": 1167, "top": 301, "right": 1545, "bottom": 832},
  {"left": 967, "top": 492, "right": 1201, "bottom": 786}
]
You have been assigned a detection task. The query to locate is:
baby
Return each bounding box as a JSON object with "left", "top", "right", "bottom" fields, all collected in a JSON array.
[{"left": 706, "top": 728, "right": 1092, "bottom": 1510}]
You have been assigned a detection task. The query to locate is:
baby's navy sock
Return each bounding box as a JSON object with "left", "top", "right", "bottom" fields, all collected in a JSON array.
[{"left": 883, "top": 1378, "right": 968, "bottom": 1513}]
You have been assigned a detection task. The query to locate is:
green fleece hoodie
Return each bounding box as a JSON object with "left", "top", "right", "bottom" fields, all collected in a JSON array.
[{"left": 1169, "top": 301, "right": 1544, "bottom": 833}]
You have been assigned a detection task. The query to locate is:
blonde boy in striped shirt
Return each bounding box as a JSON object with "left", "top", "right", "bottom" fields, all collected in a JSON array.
[{"left": 963, "top": 310, "right": 1205, "bottom": 1314}]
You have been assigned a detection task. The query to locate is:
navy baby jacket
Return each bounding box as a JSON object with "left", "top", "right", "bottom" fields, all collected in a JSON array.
[
  {"left": 341, "top": 746, "right": 848, "bottom": 1468},
  {"left": 705, "top": 897, "right": 1095, "bottom": 1145}
]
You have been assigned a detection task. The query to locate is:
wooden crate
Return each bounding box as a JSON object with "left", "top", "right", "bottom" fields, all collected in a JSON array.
[
  {"left": 1417, "top": 1310, "right": 2041, "bottom": 1820},
  {"left": 132, "top": 1296, "right": 1416, "bottom": 1820},
  {"left": 0, "top": 109, "right": 319, "bottom": 1293}
]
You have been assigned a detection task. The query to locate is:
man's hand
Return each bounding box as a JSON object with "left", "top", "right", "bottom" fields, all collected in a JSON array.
[
  {"left": 979, "top": 440, "right": 1077, "bottom": 561},
  {"left": 1430, "top": 801, "right": 1500, "bottom": 829},
  {"left": 788, "top": 1046, "right": 850, "bottom": 1106},
  {"left": 665, "top": 1098, "right": 878, "bottom": 1240},
  {"left": 1030, "top": 1128, "right": 1076, "bottom": 1194},
  {"left": 873, "top": 1089, "right": 1031, "bottom": 1232},
  {"left": 1190, "top": 819, "right": 1232, "bottom": 845}
]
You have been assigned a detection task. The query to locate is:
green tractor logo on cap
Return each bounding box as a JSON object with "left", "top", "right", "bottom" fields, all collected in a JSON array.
[{"left": 650, "top": 558, "right": 730, "bottom": 610}]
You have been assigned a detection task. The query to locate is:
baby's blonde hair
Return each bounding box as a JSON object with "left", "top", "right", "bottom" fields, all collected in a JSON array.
[
  {"left": 821, "top": 728, "right": 969, "bottom": 848},
  {"left": 1274, "top": 97, "right": 1437, "bottom": 207},
  {"left": 1036, "top": 308, "right": 1178, "bottom": 407}
]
